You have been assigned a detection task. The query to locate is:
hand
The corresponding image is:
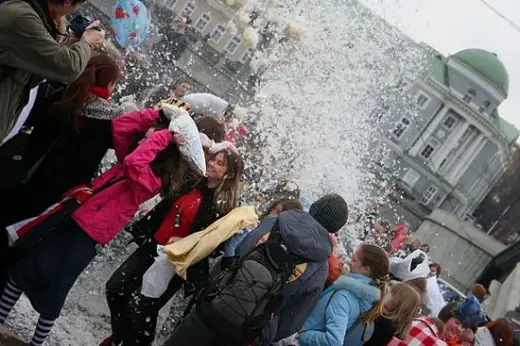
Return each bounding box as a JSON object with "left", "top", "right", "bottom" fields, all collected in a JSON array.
[
  {"left": 81, "top": 20, "right": 106, "bottom": 48},
  {"left": 173, "top": 133, "right": 186, "bottom": 146},
  {"left": 199, "top": 133, "right": 213, "bottom": 149},
  {"left": 167, "top": 236, "right": 182, "bottom": 245}
]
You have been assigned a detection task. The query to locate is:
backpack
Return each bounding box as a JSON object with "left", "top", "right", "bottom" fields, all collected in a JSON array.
[{"left": 197, "top": 221, "right": 300, "bottom": 346}]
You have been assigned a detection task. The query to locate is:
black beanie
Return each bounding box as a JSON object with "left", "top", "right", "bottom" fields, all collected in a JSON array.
[{"left": 309, "top": 194, "right": 349, "bottom": 234}]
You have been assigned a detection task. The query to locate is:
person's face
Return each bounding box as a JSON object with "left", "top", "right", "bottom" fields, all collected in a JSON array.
[
  {"left": 421, "top": 245, "right": 430, "bottom": 253},
  {"left": 459, "top": 328, "right": 474, "bottom": 344},
  {"left": 349, "top": 249, "right": 370, "bottom": 276},
  {"left": 50, "top": 0, "right": 85, "bottom": 18},
  {"left": 174, "top": 83, "right": 190, "bottom": 98},
  {"left": 429, "top": 266, "right": 437, "bottom": 277},
  {"left": 270, "top": 203, "right": 285, "bottom": 215},
  {"left": 206, "top": 152, "right": 228, "bottom": 182},
  {"left": 443, "top": 318, "right": 463, "bottom": 340}
]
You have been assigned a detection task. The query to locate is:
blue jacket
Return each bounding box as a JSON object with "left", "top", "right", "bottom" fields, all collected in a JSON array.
[{"left": 299, "top": 273, "right": 381, "bottom": 346}]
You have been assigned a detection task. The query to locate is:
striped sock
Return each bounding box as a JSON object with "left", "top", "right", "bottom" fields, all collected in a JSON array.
[
  {"left": 30, "top": 316, "right": 55, "bottom": 346},
  {"left": 0, "top": 278, "right": 22, "bottom": 323}
]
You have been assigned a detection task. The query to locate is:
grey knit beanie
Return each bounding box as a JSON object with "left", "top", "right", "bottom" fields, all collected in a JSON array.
[{"left": 309, "top": 194, "right": 349, "bottom": 233}]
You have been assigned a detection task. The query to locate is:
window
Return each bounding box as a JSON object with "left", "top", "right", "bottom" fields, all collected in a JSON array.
[
  {"left": 420, "top": 139, "right": 439, "bottom": 159},
  {"left": 420, "top": 185, "right": 438, "bottom": 205},
  {"left": 195, "top": 13, "right": 211, "bottom": 31},
  {"left": 462, "top": 89, "right": 475, "bottom": 103},
  {"left": 479, "top": 101, "right": 490, "bottom": 113},
  {"left": 462, "top": 94, "right": 472, "bottom": 103},
  {"left": 210, "top": 25, "right": 226, "bottom": 43},
  {"left": 165, "top": 0, "right": 177, "bottom": 9},
  {"left": 459, "top": 126, "right": 476, "bottom": 143},
  {"left": 416, "top": 92, "right": 430, "bottom": 109},
  {"left": 225, "top": 36, "right": 241, "bottom": 54},
  {"left": 442, "top": 115, "right": 457, "bottom": 130},
  {"left": 241, "top": 47, "right": 254, "bottom": 63},
  {"left": 392, "top": 117, "right": 410, "bottom": 138},
  {"left": 402, "top": 168, "right": 420, "bottom": 188},
  {"left": 182, "top": 2, "right": 196, "bottom": 17}
]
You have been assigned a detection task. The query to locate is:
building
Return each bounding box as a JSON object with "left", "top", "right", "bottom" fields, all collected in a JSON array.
[
  {"left": 472, "top": 144, "right": 520, "bottom": 241},
  {"left": 380, "top": 47, "right": 519, "bottom": 219}
]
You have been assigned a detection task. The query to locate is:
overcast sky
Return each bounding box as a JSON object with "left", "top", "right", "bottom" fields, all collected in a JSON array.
[{"left": 361, "top": 0, "right": 519, "bottom": 130}]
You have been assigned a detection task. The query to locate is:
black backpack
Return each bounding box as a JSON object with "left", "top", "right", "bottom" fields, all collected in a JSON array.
[{"left": 197, "top": 222, "right": 299, "bottom": 346}]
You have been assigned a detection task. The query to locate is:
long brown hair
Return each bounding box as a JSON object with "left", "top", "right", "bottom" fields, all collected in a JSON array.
[
  {"left": 211, "top": 149, "right": 244, "bottom": 216},
  {"left": 358, "top": 244, "right": 390, "bottom": 323},
  {"left": 486, "top": 319, "right": 514, "bottom": 346},
  {"left": 53, "top": 55, "right": 121, "bottom": 131},
  {"left": 382, "top": 283, "right": 420, "bottom": 339},
  {"left": 149, "top": 142, "right": 188, "bottom": 197},
  {"left": 260, "top": 198, "right": 304, "bottom": 219}
]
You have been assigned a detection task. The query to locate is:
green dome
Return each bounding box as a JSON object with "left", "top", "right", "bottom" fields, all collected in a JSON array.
[{"left": 453, "top": 49, "right": 509, "bottom": 96}]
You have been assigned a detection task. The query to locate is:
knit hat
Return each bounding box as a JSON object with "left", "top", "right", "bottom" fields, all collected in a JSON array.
[
  {"left": 309, "top": 194, "right": 348, "bottom": 234},
  {"left": 455, "top": 294, "right": 487, "bottom": 328}
]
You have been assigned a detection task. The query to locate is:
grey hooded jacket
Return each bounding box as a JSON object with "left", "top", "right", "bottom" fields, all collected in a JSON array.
[{"left": 236, "top": 209, "right": 333, "bottom": 344}]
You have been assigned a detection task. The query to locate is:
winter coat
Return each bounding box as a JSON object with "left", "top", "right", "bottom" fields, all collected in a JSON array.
[
  {"left": 72, "top": 108, "right": 170, "bottom": 244},
  {"left": 235, "top": 210, "right": 333, "bottom": 343},
  {"left": 299, "top": 273, "right": 381, "bottom": 346},
  {"left": 0, "top": 95, "right": 124, "bottom": 226},
  {"left": 0, "top": 0, "right": 93, "bottom": 142}
]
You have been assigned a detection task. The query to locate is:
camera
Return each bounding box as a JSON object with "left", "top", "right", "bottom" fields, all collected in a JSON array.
[{"left": 68, "top": 13, "right": 99, "bottom": 37}]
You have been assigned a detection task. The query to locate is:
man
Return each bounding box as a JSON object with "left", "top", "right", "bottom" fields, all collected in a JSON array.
[
  {"left": 0, "top": 0, "right": 105, "bottom": 141},
  {"left": 148, "top": 80, "right": 192, "bottom": 108},
  {"left": 438, "top": 302, "right": 464, "bottom": 346}
]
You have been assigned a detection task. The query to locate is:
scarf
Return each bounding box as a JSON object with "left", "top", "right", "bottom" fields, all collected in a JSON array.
[{"left": 90, "top": 86, "right": 111, "bottom": 100}]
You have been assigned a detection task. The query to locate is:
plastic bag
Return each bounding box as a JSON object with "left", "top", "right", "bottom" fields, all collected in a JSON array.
[
  {"left": 111, "top": 0, "right": 151, "bottom": 51},
  {"left": 167, "top": 106, "right": 206, "bottom": 176},
  {"left": 141, "top": 246, "right": 176, "bottom": 298}
]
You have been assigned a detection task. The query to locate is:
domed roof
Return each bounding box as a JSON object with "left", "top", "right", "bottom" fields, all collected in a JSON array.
[{"left": 453, "top": 49, "right": 509, "bottom": 96}]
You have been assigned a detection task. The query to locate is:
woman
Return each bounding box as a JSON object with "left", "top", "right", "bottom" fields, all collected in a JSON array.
[
  {"left": 102, "top": 143, "right": 244, "bottom": 346},
  {"left": 0, "top": 55, "right": 124, "bottom": 229},
  {"left": 0, "top": 103, "right": 192, "bottom": 346},
  {"left": 298, "top": 244, "right": 390, "bottom": 346},
  {"left": 364, "top": 282, "right": 421, "bottom": 346},
  {"left": 474, "top": 319, "right": 514, "bottom": 346},
  {"left": 0, "top": 0, "right": 105, "bottom": 141}
]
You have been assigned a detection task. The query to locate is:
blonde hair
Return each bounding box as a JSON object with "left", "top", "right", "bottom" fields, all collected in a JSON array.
[
  {"left": 406, "top": 277, "right": 428, "bottom": 295},
  {"left": 211, "top": 149, "right": 244, "bottom": 215},
  {"left": 383, "top": 283, "right": 421, "bottom": 339}
]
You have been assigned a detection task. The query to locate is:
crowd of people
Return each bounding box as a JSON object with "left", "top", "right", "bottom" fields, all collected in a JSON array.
[{"left": 0, "top": 1, "right": 516, "bottom": 346}]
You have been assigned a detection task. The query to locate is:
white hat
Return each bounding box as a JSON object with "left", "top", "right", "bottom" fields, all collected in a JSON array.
[{"left": 390, "top": 250, "right": 429, "bottom": 281}]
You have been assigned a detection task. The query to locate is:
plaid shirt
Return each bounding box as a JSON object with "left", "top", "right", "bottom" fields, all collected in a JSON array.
[{"left": 387, "top": 318, "right": 447, "bottom": 346}]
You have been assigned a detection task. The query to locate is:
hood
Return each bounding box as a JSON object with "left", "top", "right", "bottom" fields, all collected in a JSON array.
[
  {"left": 277, "top": 209, "right": 332, "bottom": 262},
  {"left": 82, "top": 98, "right": 124, "bottom": 121},
  {"left": 475, "top": 327, "right": 495, "bottom": 346},
  {"left": 333, "top": 273, "right": 381, "bottom": 307}
]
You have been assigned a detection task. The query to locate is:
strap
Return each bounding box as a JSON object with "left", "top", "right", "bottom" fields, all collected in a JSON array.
[{"left": 23, "top": 131, "right": 68, "bottom": 183}]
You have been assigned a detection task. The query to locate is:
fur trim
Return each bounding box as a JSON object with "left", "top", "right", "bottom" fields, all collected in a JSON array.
[
  {"left": 333, "top": 275, "right": 381, "bottom": 302},
  {"left": 82, "top": 98, "right": 124, "bottom": 121}
]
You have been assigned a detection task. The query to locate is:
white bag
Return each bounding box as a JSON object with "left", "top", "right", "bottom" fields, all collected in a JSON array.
[
  {"left": 141, "top": 246, "right": 176, "bottom": 298},
  {"left": 273, "top": 333, "right": 300, "bottom": 346}
]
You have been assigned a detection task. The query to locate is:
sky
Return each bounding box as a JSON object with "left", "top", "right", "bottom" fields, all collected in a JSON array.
[{"left": 361, "top": 0, "right": 520, "bottom": 131}]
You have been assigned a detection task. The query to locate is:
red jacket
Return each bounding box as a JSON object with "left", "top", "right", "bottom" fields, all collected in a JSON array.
[
  {"left": 72, "top": 109, "right": 170, "bottom": 244},
  {"left": 154, "top": 189, "right": 203, "bottom": 245}
]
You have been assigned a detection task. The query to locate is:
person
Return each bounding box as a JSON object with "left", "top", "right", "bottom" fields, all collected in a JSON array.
[
  {"left": 0, "top": 55, "right": 123, "bottom": 295},
  {"left": 430, "top": 263, "right": 442, "bottom": 278},
  {"left": 0, "top": 0, "right": 106, "bottom": 142},
  {"left": 298, "top": 244, "right": 389, "bottom": 346},
  {"left": 438, "top": 302, "right": 464, "bottom": 346},
  {"left": 325, "top": 234, "right": 346, "bottom": 287},
  {"left": 146, "top": 80, "right": 192, "bottom": 108},
  {"left": 0, "top": 104, "right": 195, "bottom": 346},
  {"left": 474, "top": 319, "right": 514, "bottom": 346},
  {"left": 364, "top": 282, "right": 421, "bottom": 346},
  {"left": 161, "top": 194, "right": 349, "bottom": 346},
  {"left": 421, "top": 244, "right": 431, "bottom": 253},
  {"left": 387, "top": 317, "right": 446, "bottom": 346},
  {"left": 102, "top": 143, "right": 244, "bottom": 346},
  {"left": 390, "top": 224, "right": 408, "bottom": 253}
]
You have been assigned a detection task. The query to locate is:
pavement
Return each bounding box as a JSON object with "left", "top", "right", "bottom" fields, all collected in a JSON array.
[{"left": 0, "top": 325, "right": 26, "bottom": 346}]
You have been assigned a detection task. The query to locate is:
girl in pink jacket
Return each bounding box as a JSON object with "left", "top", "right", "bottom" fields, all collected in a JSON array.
[{"left": 0, "top": 105, "right": 190, "bottom": 346}]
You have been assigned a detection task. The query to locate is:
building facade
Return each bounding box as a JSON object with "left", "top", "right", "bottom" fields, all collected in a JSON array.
[{"left": 380, "top": 48, "right": 519, "bottom": 219}]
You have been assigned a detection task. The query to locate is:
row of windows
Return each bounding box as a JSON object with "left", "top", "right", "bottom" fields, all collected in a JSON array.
[
  {"left": 165, "top": 0, "right": 255, "bottom": 62},
  {"left": 392, "top": 113, "right": 458, "bottom": 140},
  {"left": 461, "top": 89, "right": 492, "bottom": 113}
]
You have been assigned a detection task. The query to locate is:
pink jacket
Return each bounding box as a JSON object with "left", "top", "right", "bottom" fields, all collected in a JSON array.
[
  {"left": 390, "top": 224, "right": 408, "bottom": 253},
  {"left": 72, "top": 108, "right": 172, "bottom": 244}
]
